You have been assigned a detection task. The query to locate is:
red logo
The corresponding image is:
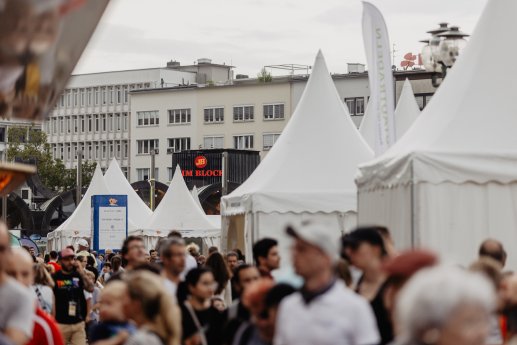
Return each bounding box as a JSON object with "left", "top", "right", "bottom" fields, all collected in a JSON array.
[{"left": 194, "top": 156, "right": 208, "bottom": 169}]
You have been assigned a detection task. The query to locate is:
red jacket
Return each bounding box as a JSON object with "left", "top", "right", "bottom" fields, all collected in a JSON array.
[{"left": 26, "top": 308, "right": 64, "bottom": 345}]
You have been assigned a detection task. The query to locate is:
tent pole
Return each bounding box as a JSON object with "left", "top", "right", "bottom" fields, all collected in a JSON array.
[{"left": 410, "top": 160, "right": 415, "bottom": 247}]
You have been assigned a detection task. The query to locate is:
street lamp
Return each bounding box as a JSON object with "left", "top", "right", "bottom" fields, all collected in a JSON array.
[{"left": 421, "top": 23, "right": 469, "bottom": 87}]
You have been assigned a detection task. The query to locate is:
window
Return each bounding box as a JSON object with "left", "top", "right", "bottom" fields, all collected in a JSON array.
[
  {"left": 137, "top": 139, "right": 159, "bottom": 154},
  {"left": 116, "top": 87, "right": 121, "bottom": 104},
  {"left": 95, "top": 144, "right": 99, "bottom": 159},
  {"left": 123, "top": 113, "right": 128, "bottom": 131},
  {"left": 87, "top": 89, "right": 92, "bottom": 106},
  {"left": 101, "top": 114, "right": 106, "bottom": 132},
  {"left": 108, "top": 114, "right": 113, "bottom": 131},
  {"left": 94, "top": 115, "right": 99, "bottom": 132},
  {"left": 88, "top": 145, "right": 92, "bottom": 159},
  {"left": 204, "top": 107, "right": 224, "bottom": 123},
  {"left": 109, "top": 142, "right": 113, "bottom": 158},
  {"left": 121, "top": 167, "right": 128, "bottom": 178},
  {"left": 73, "top": 90, "right": 78, "bottom": 107},
  {"left": 123, "top": 141, "right": 128, "bottom": 158},
  {"left": 168, "top": 109, "right": 191, "bottom": 124},
  {"left": 60, "top": 95, "right": 65, "bottom": 107},
  {"left": 66, "top": 117, "right": 70, "bottom": 133},
  {"left": 263, "top": 133, "right": 281, "bottom": 150},
  {"left": 80, "top": 89, "right": 85, "bottom": 106},
  {"left": 66, "top": 92, "right": 71, "bottom": 107},
  {"left": 345, "top": 97, "right": 365, "bottom": 116},
  {"left": 67, "top": 146, "right": 71, "bottom": 160},
  {"left": 167, "top": 137, "right": 190, "bottom": 153},
  {"left": 263, "top": 103, "right": 285, "bottom": 120},
  {"left": 80, "top": 116, "right": 85, "bottom": 132},
  {"left": 203, "top": 136, "right": 224, "bottom": 149},
  {"left": 233, "top": 135, "right": 254, "bottom": 149},
  {"left": 73, "top": 117, "right": 78, "bottom": 133},
  {"left": 137, "top": 168, "right": 158, "bottom": 181},
  {"left": 115, "top": 114, "right": 121, "bottom": 131},
  {"left": 88, "top": 115, "right": 92, "bottom": 132},
  {"left": 116, "top": 142, "right": 121, "bottom": 157},
  {"left": 137, "top": 111, "right": 159, "bottom": 126},
  {"left": 95, "top": 89, "right": 100, "bottom": 105},
  {"left": 108, "top": 87, "right": 113, "bottom": 104},
  {"left": 59, "top": 117, "right": 64, "bottom": 133},
  {"left": 0, "top": 128, "right": 5, "bottom": 142},
  {"left": 415, "top": 93, "right": 434, "bottom": 110},
  {"left": 233, "top": 105, "right": 254, "bottom": 121},
  {"left": 168, "top": 168, "right": 174, "bottom": 181},
  {"left": 102, "top": 143, "right": 106, "bottom": 159},
  {"left": 52, "top": 118, "right": 57, "bottom": 133},
  {"left": 124, "top": 87, "right": 129, "bottom": 103},
  {"left": 102, "top": 88, "right": 107, "bottom": 105}
]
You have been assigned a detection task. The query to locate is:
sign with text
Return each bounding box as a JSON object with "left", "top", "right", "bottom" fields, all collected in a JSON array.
[{"left": 92, "top": 195, "right": 128, "bottom": 253}]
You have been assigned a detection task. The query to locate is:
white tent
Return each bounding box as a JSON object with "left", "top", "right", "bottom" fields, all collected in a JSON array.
[
  {"left": 104, "top": 158, "right": 152, "bottom": 229},
  {"left": 191, "top": 185, "right": 204, "bottom": 211},
  {"left": 140, "top": 166, "right": 220, "bottom": 250},
  {"left": 359, "top": 102, "right": 376, "bottom": 150},
  {"left": 356, "top": 0, "right": 517, "bottom": 267},
  {"left": 221, "top": 51, "right": 374, "bottom": 261},
  {"left": 395, "top": 79, "right": 421, "bottom": 139},
  {"left": 47, "top": 165, "right": 111, "bottom": 250}
]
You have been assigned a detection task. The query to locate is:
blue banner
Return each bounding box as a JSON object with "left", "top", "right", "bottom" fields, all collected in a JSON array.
[{"left": 92, "top": 195, "right": 128, "bottom": 253}]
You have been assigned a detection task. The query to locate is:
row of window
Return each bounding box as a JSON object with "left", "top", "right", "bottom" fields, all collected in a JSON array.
[
  {"left": 46, "top": 113, "right": 129, "bottom": 134},
  {"left": 57, "top": 84, "right": 150, "bottom": 109},
  {"left": 136, "top": 133, "right": 281, "bottom": 154},
  {"left": 51, "top": 140, "right": 129, "bottom": 161},
  {"left": 344, "top": 94, "right": 434, "bottom": 115},
  {"left": 136, "top": 104, "right": 285, "bottom": 127}
]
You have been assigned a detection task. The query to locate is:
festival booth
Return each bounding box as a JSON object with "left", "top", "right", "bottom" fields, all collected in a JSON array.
[
  {"left": 356, "top": 0, "right": 517, "bottom": 267},
  {"left": 47, "top": 165, "right": 111, "bottom": 250},
  {"left": 140, "top": 166, "right": 221, "bottom": 250},
  {"left": 221, "top": 51, "right": 374, "bottom": 262},
  {"left": 104, "top": 158, "right": 152, "bottom": 229}
]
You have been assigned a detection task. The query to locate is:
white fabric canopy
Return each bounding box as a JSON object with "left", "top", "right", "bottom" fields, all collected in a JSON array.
[
  {"left": 395, "top": 79, "right": 420, "bottom": 140},
  {"left": 221, "top": 51, "right": 373, "bottom": 261},
  {"left": 48, "top": 165, "right": 112, "bottom": 250},
  {"left": 359, "top": 102, "right": 376, "bottom": 151},
  {"left": 104, "top": 158, "right": 152, "bottom": 228},
  {"left": 356, "top": 0, "right": 517, "bottom": 267},
  {"left": 191, "top": 185, "right": 204, "bottom": 211},
  {"left": 144, "top": 166, "right": 220, "bottom": 247}
]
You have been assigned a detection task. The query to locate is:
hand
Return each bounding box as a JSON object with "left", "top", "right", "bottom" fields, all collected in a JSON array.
[
  {"left": 73, "top": 260, "right": 83, "bottom": 272},
  {"left": 184, "top": 334, "right": 202, "bottom": 345}
]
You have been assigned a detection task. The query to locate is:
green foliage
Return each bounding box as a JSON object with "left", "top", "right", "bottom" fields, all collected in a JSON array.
[
  {"left": 7, "top": 125, "right": 96, "bottom": 192},
  {"left": 257, "top": 68, "right": 273, "bottom": 82}
]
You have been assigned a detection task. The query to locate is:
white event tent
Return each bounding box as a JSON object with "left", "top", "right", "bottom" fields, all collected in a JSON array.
[
  {"left": 104, "top": 158, "right": 152, "bottom": 229},
  {"left": 395, "top": 79, "right": 421, "bottom": 139},
  {"left": 47, "top": 165, "right": 111, "bottom": 250},
  {"left": 221, "top": 51, "right": 374, "bottom": 261},
  {"left": 356, "top": 0, "right": 517, "bottom": 267},
  {"left": 140, "top": 166, "right": 220, "bottom": 250}
]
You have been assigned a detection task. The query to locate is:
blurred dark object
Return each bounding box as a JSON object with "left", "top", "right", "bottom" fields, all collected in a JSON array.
[
  {"left": 0, "top": 161, "right": 36, "bottom": 196},
  {"left": 0, "top": 0, "right": 109, "bottom": 120}
]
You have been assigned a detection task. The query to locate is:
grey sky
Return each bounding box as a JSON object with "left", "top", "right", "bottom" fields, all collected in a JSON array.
[{"left": 74, "top": 0, "right": 487, "bottom": 76}]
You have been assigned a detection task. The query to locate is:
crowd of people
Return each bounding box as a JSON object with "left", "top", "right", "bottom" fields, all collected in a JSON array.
[{"left": 2, "top": 220, "right": 517, "bottom": 345}]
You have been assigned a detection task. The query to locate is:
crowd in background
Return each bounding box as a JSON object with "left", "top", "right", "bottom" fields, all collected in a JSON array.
[{"left": 2, "top": 221, "right": 517, "bottom": 345}]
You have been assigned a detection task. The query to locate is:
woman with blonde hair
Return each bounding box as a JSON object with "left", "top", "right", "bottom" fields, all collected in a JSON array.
[
  {"left": 32, "top": 262, "right": 55, "bottom": 315},
  {"left": 123, "top": 271, "right": 181, "bottom": 345}
]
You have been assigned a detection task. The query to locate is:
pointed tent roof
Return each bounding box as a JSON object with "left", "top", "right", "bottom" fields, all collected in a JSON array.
[
  {"left": 394, "top": 79, "right": 421, "bottom": 140},
  {"left": 191, "top": 186, "right": 204, "bottom": 211},
  {"left": 357, "top": 0, "right": 517, "bottom": 188},
  {"left": 54, "top": 165, "right": 110, "bottom": 236},
  {"left": 105, "top": 158, "right": 152, "bottom": 228},
  {"left": 222, "top": 51, "right": 374, "bottom": 215},
  {"left": 147, "top": 166, "right": 219, "bottom": 233},
  {"left": 359, "top": 102, "right": 375, "bottom": 150}
]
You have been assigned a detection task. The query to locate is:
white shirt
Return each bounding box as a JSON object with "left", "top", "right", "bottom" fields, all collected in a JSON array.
[
  {"left": 274, "top": 280, "right": 380, "bottom": 345},
  {"left": 163, "top": 278, "right": 178, "bottom": 300},
  {"left": 181, "top": 254, "right": 198, "bottom": 280}
]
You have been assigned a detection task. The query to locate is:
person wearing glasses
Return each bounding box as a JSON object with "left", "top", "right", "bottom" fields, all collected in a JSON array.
[
  {"left": 181, "top": 267, "right": 226, "bottom": 345},
  {"left": 52, "top": 247, "right": 94, "bottom": 345}
]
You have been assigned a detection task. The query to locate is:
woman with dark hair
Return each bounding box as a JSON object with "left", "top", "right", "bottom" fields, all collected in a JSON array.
[
  {"left": 181, "top": 267, "right": 226, "bottom": 345},
  {"left": 342, "top": 226, "right": 393, "bottom": 345},
  {"left": 205, "top": 252, "right": 232, "bottom": 308}
]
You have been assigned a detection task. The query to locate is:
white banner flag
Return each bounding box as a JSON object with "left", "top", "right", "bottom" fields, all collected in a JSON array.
[{"left": 362, "top": 2, "right": 396, "bottom": 155}]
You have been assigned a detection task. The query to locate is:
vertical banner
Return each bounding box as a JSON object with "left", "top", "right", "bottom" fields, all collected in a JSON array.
[
  {"left": 362, "top": 2, "right": 396, "bottom": 155},
  {"left": 92, "top": 195, "right": 128, "bottom": 253}
]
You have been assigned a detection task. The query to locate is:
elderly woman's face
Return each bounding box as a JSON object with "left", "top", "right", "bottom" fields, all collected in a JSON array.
[{"left": 435, "top": 303, "right": 489, "bottom": 345}]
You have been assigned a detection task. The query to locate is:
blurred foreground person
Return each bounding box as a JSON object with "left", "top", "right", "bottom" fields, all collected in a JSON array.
[
  {"left": 181, "top": 268, "right": 226, "bottom": 345},
  {"left": 160, "top": 238, "right": 186, "bottom": 298},
  {"left": 395, "top": 266, "right": 495, "bottom": 345},
  {"left": 0, "top": 222, "right": 35, "bottom": 345},
  {"left": 342, "top": 227, "right": 392, "bottom": 344},
  {"left": 123, "top": 271, "right": 181, "bottom": 345},
  {"left": 89, "top": 280, "right": 135, "bottom": 345},
  {"left": 274, "top": 221, "right": 379, "bottom": 345},
  {"left": 33, "top": 263, "right": 55, "bottom": 315},
  {"left": 6, "top": 248, "right": 64, "bottom": 345}
]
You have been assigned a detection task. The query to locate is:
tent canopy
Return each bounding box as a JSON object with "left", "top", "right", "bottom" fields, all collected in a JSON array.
[
  {"left": 146, "top": 166, "right": 219, "bottom": 235},
  {"left": 104, "top": 158, "right": 152, "bottom": 228},
  {"left": 357, "top": 0, "right": 517, "bottom": 189},
  {"left": 395, "top": 79, "right": 421, "bottom": 140},
  {"left": 222, "top": 51, "right": 374, "bottom": 216}
]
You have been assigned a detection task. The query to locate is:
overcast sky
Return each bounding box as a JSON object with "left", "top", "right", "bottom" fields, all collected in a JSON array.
[{"left": 73, "top": 0, "right": 488, "bottom": 76}]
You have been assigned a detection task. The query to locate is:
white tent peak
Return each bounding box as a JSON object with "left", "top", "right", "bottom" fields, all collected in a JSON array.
[
  {"left": 191, "top": 185, "right": 203, "bottom": 211},
  {"left": 222, "top": 51, "right": 374, "bottom": 214},
  {"left": 358, "top": 0, "right": 517, "bottom": 186},
  {"left": 147, "top": 165, "right": 217, "bottom": 232},
  {"left": 394, "top": 78, "right": 420, "bottom": 141},
  {"left": 104, "top": 158, "right": 152, "bottom": 228}
]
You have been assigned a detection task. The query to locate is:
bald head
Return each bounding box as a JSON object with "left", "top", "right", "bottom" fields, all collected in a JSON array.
[
  {"left": 479, "top": 239, "right": 506, "bottom": 267},
  {"left": 6, "top": 248, "right": 34, "bottom": 287}
]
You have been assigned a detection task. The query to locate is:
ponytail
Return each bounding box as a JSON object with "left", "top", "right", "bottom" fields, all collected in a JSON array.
[{"left": 152, "top": 291, "right": 181, "bottom": 345}]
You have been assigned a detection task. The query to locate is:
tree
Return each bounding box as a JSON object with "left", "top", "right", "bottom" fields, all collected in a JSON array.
[
  {"left": 257, "top": 68, "right": 273, "bottom": 82},
  {"left": 7, "top": 125, "right": 96, "bottom": 192}
]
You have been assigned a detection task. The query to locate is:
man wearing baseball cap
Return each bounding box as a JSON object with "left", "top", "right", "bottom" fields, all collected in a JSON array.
[
  {"left": 274, "top": 220, "right": 380, "bottom": 345},
  {"left": 76, "top": 238, "right": 97, "bottom": 268},
  {"left": 52, "top": 247, "right": 94, "bottom": 345}
]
